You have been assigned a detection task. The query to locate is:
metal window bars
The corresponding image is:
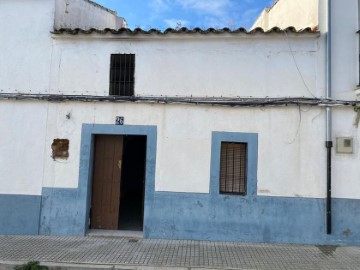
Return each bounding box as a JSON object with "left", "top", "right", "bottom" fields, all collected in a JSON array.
[{"left": 110, "top": 54, "right": 135, "bottom": 96}]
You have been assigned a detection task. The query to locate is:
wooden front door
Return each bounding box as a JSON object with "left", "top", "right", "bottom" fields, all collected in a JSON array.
[{"left": 90, "top": 135, "right": 123, "bottom": 230}]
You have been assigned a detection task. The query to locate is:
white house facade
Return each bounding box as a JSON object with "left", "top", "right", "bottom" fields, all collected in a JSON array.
[{"left": 0, "top": 0, "right": 359, "bottom": 245}]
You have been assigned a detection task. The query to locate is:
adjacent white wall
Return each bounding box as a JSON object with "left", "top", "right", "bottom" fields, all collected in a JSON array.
[
  {"left": 0, "top": 101, "right": 48, "bottom": 196},
  {"left": 54, "top": 0, "right": 126, "bottom": 30},
  {"left": 0, "top": 0, "right": 54, "bottom": 196},
  {"left": 330, "top": 0, "right": 359, "bottom": 100},
  {"left": 0, "top": 0, "right": 54, "bottom": 94},
  {"left": 252, "top": 0, "right": 318, "bottom": 31},
  {"left": 332, "top": 108, "right": 360, "bottom": 199},
  {"left": 325, "top": 0, "right": 360, "bottom": 199}
]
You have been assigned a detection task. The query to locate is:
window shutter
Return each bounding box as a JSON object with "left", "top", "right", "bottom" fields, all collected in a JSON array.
[{"left": 219, "top": 142, "right": 247, "bottom": 195}]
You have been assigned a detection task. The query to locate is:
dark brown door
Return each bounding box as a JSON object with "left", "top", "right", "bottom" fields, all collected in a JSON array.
[{"left": 90, "top": 135, "right": 123, "bottom": 230}]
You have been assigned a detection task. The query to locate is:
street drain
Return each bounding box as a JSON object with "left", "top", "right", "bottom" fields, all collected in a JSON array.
[{"left": 129, "top": 239, "right": 139, "bottom": 243}]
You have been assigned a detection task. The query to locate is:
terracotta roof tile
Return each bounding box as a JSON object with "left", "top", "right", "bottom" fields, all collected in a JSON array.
[{"left": 52, "top": 26, "right": 318, "bottom": 36}]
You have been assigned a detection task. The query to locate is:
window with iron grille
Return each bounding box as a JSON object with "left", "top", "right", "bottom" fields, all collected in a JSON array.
[
  {"left": 219, "top": 142, "right": 247, "bottom": 195},
  {"left": 109, "top": 54, "right": 135, "bottom": 96}
]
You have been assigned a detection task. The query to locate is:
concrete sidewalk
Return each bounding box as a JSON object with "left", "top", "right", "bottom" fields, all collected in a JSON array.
[{"left": 0, "top": 235, "right": 359, "bottom": 270}]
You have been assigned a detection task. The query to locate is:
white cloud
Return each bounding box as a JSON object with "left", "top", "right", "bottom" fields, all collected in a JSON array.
[
  {"left": 150, "top": 0, "right": 170, "bottom": 14},
  {"left": 175, "top": 0, "right": 232, "bottom": 17},
  {"left": 164, "top": 19, "right": 189, "bottom": 28},
  {"left": 148, "top": 0, "right": 261, "bottom": 29}
]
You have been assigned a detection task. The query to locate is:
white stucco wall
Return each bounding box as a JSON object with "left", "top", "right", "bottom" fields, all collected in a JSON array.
[
  {"left": 40, "top": 31, "right": 360, "bottom": 200},
  {"left": 332, "top": 108, "right": 360, "bottom": 199},
  {"left": 0, "top": 0, "right": 54, "bottom": 195},
  {"left": 1, "top": 0, "right": 359, "bottom": 201},
  {"left": 54, "top": 0, "right": 126, "bottom": 30},
  {"left": 0, "top": 0, "right": 55, "bottom": 94},
  {"left": 0, "top": 101, "right": 48, "bottom": 196},
  {"left": 251, "top": 0, "right": 318, "bottom": 31},
  {"left": 325, "top": 0, "right": 360, "bottom": 199},
  {"left": 1, "top": 101, "right": 358, "bottom": 199},
  {"left": 330, "top": 0, "right": 359, "bottom": 100},
  {"left": 49, "top": 34, "right": 320, "bottom": 98},
  {"left": 39, "top": 101, "right": 329, "bottom": 198},
  {"left": 0, "top": 0, "right": 123, "bottom": 94},
  {"left": 21, "top": 99, "right": 357, "bottom": 200}
]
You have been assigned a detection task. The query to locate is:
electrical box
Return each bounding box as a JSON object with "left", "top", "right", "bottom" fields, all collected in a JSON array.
[{"left": 336, "top": 137, "right": 354, "bottom": 154}]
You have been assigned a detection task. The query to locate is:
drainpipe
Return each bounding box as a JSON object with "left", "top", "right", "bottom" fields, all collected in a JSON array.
[
  {"left": 358, "top": 0, "right": 360, "bottom": 88},
  {"left": 325, "top": 0, "right": 333, "bottom": 235}
]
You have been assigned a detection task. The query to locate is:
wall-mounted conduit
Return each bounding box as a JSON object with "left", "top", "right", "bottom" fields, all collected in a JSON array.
[{"left": 1, "top": 93, "right": 360, "bottom": 107}]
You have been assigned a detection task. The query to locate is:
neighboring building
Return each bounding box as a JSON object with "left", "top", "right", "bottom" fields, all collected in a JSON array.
[
  {"left": 251, "top": 0, "right": 318, "bottom": 30},
  {"left": 0, "top": 0, "right": 359, "bottom": 245},
  {"left": 54, "top": 0, "right": 127, "bottom": 29}
]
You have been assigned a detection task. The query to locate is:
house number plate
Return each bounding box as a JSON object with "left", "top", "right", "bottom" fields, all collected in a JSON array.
[{"left": 115, "top": 116, "right": 124, "bottom": 125}]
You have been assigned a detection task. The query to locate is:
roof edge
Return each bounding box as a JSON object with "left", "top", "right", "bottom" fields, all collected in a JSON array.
[{"left": 52, "top": 26, "right": 319, "bottom": 36}]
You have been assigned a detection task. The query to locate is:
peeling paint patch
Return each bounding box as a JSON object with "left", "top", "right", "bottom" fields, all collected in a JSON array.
[
  {"left": 51, "top": 139, "right": 69, "bottom": 160},
  {"left": 343, "top": 229, "right": 352, "bottom": 238},
  {"left": 196, "top": 201, "right": 204, "bottom": 208},
  {"left": 259, "top": 189, "right": 271, "bottom": 194}
]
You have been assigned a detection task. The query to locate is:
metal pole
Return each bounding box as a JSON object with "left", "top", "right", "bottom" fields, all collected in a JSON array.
[{"left": 325, "top": 0, "right": 333, "bottom": 235}]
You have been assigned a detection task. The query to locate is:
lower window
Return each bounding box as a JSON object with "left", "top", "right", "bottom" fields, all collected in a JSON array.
[
  {"left": 219, "top": 142, "right": 247, "bottom": 195},
  {"left": 211, "top": 131, "right": 258, "bottom": 197}
]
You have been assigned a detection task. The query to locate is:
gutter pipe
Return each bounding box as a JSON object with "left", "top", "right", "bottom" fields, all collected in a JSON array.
[{"left": 326, "top": 0, "right": 333, "bottom": 235}]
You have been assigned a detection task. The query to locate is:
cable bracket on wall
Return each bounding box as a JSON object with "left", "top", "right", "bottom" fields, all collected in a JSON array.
[{"left": 354, "top": 106, "right": 360, "bottom": 128}]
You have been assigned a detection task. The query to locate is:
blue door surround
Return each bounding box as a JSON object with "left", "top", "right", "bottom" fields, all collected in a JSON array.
[{"left": 39, "top": 124, "right": 157, "bottom": 236}]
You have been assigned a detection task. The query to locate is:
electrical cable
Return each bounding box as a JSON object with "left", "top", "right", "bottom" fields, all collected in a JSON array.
[
  {"left": 284, "top": 30, "right": 318, "bottom": 98},
  {"left": 1, "top": 93, "right": 359, "bottom": 107}
]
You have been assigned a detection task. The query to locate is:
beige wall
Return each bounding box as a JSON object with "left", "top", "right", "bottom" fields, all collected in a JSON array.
[
  {"left": 251, "top": 0, "right": 318, "bottom": 30},
  {"left": 55, "top": 0, "right": 126, "bottom": 29}
]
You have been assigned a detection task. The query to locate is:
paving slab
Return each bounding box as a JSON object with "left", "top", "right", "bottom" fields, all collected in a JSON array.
[{"left": 0, "top": 235, "right": 359, "bottom": 270}]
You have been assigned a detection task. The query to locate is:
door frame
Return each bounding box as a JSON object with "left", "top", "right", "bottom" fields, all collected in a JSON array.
[{"left": 78, "top": 124, "right": 157, "bottom": 236}]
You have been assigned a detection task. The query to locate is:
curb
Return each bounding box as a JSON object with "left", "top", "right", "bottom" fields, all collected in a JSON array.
[{"left": 0, "top": 261, "right": 250, "bottom": 270}]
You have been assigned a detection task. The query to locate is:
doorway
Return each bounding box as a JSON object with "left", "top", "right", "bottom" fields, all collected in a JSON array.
[{"left": 89, "top": 135, "right": 147, "bottom": 232}]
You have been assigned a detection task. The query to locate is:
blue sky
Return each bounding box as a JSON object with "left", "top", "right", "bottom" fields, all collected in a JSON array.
[{"left": 96, "top": 0, "right": 274, "bottom": 30}]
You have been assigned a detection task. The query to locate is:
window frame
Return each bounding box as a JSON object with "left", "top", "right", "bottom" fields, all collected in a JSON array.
[
  {"left": 210, "top": 132, "right": 258, "bottom": 197},
  {"left": 109, "top": 54, "right": 135, "bottom": 97}
]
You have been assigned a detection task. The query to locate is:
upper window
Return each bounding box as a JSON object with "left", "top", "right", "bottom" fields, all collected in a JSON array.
[
  {"left": 219, "top": 142, "right": 247, "bottom": 195},
  {"left": 109, "top": 54, "right": 135, "bottom": 96}
]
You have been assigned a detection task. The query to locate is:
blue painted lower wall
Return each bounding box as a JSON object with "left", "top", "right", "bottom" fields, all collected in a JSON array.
[
  {"left": 39, "top": 188, "right": 86, "bottom": 236},
  {"left": 0, "top": 194, "right": 41, "bottom": 235},
  {"left": 144, "top": 192, "right": 360, "bottom": 245},
  {"left": 1, "top": 191, "right": 360, "bottom": 245}
]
